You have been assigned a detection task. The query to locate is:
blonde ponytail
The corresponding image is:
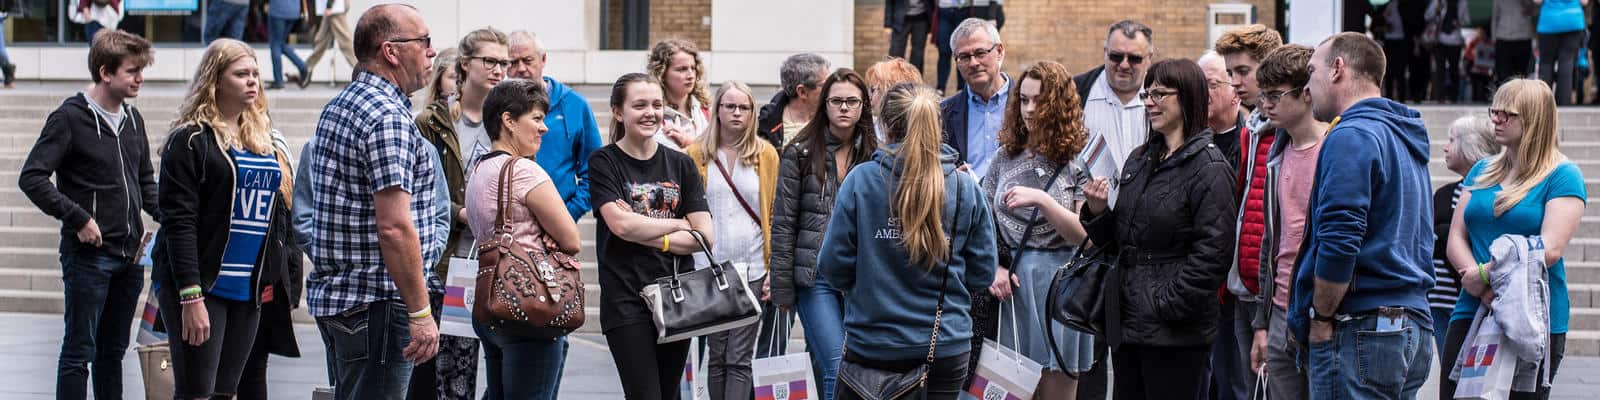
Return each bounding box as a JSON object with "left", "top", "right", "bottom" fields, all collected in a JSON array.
[{"left": 882, "top": 83, "right": 948, "bottom": 269}]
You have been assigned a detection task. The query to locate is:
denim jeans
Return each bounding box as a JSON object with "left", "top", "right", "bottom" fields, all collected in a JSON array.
[
  {"left": 1308, "top": 308, "right": 1433, "bottom": 400},
  {"left": 83, "top": 22, "right": 104, "bottom": 43},
  {"left": 475, "top": 321, "right": 568, "bottom": 400},
  {"left": 203, "top": 1, "right": 248, "bottom": 43},
  {"left": 57, "top": 250, "right": 144, "bottom": 400},
  {"left": 316, "top": 301, "right": 414, "bottom": 400},
  {"left": 796, "top": 276, "right": 845, "bottom": 400},
  {"left": 267, "top": 17, "right": 307, "bottom": 87}
]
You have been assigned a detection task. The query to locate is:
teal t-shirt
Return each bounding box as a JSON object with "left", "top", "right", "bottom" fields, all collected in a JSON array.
[
  {"left": 1537, "top": 0, "right": 1586, "bottom": 34},
  {"left": 1450, "top": 159, "right": 1587, "bottom": 334}
]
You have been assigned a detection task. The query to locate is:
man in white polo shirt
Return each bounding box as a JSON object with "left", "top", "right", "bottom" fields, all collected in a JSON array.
[{"left": 1072, "top": 20, "right": 1154, "bottom": 206}]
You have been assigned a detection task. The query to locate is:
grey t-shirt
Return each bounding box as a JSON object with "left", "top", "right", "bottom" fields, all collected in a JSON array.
[
  {"left": 455, "top": 116, "right": 492, "bottom": 174},
  {"left": 980, "top": 148, "right": 1089, "bottom": 250},
  {"left": 83, "top": 94, "right": 125, "bottom": 135},
  {"left": 908, "top": 0, "right": 927, "bottom": 16}
]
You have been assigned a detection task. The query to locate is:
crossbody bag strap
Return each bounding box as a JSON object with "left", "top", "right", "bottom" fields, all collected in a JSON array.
[
  {"left": 493, "top": 153, "right": 517, "bottom": 236},
  {"left": 1012, "top": 162, "right": 1070, "bottom": 251},
  {"left": 711, "top": 154, "right": 763, "bottom": 224},
  {"left": 924, "top": 173, "right": 966, "bottom": 366}
]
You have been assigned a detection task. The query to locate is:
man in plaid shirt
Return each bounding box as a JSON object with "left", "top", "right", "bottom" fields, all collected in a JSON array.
[{"left": 301, "top": 5, "right": 442, "bottom": 399}]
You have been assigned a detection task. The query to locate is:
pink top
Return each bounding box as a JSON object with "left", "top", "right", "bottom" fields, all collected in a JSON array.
[
  {"left": 466, "top": 155, "right": 553, "bottom": 253},
  {"left": 1272, "top": 139, "right": 1323, "bottom": 309}
]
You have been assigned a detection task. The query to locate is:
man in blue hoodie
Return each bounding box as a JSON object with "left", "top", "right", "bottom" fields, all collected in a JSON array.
[
  {"left": 508, "top": 30, "right": 604, "bottom": 221},
  {"left": 1291, "top": 32, "right": 1435, "bottom": 400}
]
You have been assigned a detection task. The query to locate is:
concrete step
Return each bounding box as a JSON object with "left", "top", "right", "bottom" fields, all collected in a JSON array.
[
  {"left": 0, "top": 289, "right": 63, "bottom": 314},
  {"left": 1565, "top": 330, "right": 1599, "bottom": 357},
  {"left": 1429, "top": 140, "right": 1600, "bottom": 160},
  {"left": 1568, "top": 261, "right": 1600, "bottom": 283},
  {"left": 1567, "top": 238, "right": 1600, "bottom": 263},
  {"left": 0, "top": 268, "right": 63, "bottom": 291}
]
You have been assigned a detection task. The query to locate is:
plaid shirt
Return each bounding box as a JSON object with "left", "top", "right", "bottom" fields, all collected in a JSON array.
[{"left": 304, "top": 71, "right": 444, "bottom": 317}]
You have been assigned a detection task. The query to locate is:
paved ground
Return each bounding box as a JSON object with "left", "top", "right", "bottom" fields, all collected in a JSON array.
[{"left": 0, "top": 313, "right": 1596, "bottom": 399}]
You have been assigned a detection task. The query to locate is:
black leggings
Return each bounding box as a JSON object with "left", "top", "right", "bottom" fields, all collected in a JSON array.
[
  {"left": 606, "top": 322, "right": 692, "bottom": 400},
  {"left": 1438, "top": 318, "right": 1566, "bottom": 400},
  {"left": 1111, "top": 343, "right": 1209, "bottom": 400},
  {"left": 157, "top": 287, "right": 261, "bottom": 399}
]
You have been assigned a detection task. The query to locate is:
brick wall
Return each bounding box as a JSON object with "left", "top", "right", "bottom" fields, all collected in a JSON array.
[
  {"left": 650, "top": 0, "right": 714, "bottom": 51},
  {"left": 853, "top": 0, "right": 1277, "bottom": 90}
]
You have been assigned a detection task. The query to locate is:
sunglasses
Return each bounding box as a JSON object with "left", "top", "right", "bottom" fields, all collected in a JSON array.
[{"left": 1107, "top": 51, "right": 1146, "bottom": 66}]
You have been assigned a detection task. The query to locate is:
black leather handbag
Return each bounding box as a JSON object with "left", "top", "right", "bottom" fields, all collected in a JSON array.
[
  {"left": 640, "top": 230, "right": 763, "bottom": 343},
  {"left": 1046, "top": 238, "right": 1119, "bottom": 337},
  {"left": 836, "top": 179, "right": 964, "bottom": 400}
]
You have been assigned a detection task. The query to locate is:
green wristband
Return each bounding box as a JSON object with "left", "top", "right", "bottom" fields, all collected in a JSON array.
[
  {"left": 179, "top": 286, "right": 203, "bottom": 297},
  {"left": 1478, "top": 263, "right": 1491, "bottom": 286}
]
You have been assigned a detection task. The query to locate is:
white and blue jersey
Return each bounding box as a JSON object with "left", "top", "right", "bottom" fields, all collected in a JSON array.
[{"left": 211, "top": 148, "right": 282, "bottom": 302}]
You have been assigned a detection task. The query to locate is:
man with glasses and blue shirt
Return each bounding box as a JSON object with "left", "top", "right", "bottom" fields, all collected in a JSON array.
[
  {"left": 939, "top": 17, "right": 1009, "bottom": 179},
  {"left": 302, "top": 5, "right": 443, "bottom": 399},
  {"left": 1069, "top": 19, "right": 1153, "bottom": 400}
]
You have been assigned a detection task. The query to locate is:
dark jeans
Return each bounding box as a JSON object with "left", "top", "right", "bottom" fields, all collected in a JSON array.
[
  {"left": 934, "top": 7, "right": 962, "bottom": 92},
  {"left": 1207, "top": 298, "right": 1253, "bottom": 400},
  {"left": 1076, "top": 335, "right": 1111, "bottom": 400},
  {"left": 1496, "top": 40, "right": 1535, "bottom": 86},
  {"left": 1539, "top": 31, "right": 1585, "bottom": 105},
  {"left": 476, "top": 322, "right": 568, "bottom": 400},
  {"left": 267, "top": 16, "right": 308, "bottom": 87},
  {"left": 1112, "top": 344, "right": 1210, "bottom": 400},
  {"left": 238, "top": 330, "right": 273, "bottom": 400},
  {"left": 606, "top": 322, "right": 691, "bottom": 400},
  {"left": 56, "top": 250, "right": 143, "bottom": 400},
  {"left": 1383, "top": 39, "right": 1416, "bottom": 103},
  {"left": 1438, "top": 318, "right": 1566, "bottom": 400},
  {"left": 316, "top": 301, "right": 413, "bottom": 400},
  {"left": 835, "top": 352, "right": 971, "bottom": 400},
  {"left": 84, "top": 22, "right": 105, "bottom": 42},
  {"left": 888, "top": 14, "right": 931, "bottom": 74},
  {"left": 755, "top": 305, "right": 794, "bottom": 359},
  {"left": 1308, "top": 308, "right": 1432, "bottom": 400},
  {"left": 157, "top": 286, "right": 261, "bottom": 398},
  {"left": 203, "top": 0, "right": 248, "bottom": 43},
  {"left": 1432, "top": 46, "right": 1463, "bottom": 103}
]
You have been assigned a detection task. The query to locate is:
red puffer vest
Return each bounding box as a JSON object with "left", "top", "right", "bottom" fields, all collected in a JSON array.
[{"left": 1235, "top": 129, "right": 1275, "bottom": 295}]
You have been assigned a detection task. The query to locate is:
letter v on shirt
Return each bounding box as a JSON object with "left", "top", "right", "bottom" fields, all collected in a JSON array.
[{"left": 212, "top": 149, "right": 283, "bottom": 301}]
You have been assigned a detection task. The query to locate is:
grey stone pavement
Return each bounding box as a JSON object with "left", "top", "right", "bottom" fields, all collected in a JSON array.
[{"left": 1, "top": 313, "right": 1597, "bottom": 399}]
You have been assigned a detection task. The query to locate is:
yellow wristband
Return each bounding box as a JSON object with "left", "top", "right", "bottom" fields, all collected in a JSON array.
[
  {"left": 408, "top": 307, "right": 432, "bottom": 320},
  {"left": 661, "top": 234, "right": 671, "bottom": 252}
]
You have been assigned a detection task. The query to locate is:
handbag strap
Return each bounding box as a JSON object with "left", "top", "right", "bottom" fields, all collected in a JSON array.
[
  {"left": 491, "top": 152, "right": 518, "bottom": 237},
  {"left": 923, "top": 175, "right": 965, "bottom": 365},
  {"left": 1011, "top": 162, "right": 1069, "bottom": 252},
  {"left": 711, "top": 154, "right": 763, "bottom": 225}
]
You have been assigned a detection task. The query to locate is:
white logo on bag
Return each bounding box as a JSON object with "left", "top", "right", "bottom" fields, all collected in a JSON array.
[
  {"left": 983, "top": 385, "right": 1006, "bottom": 400},
  {"left": 773, "top": 384, "right": 789, "bottom": 400}
]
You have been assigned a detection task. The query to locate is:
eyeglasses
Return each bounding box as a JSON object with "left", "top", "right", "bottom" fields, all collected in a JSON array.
[
  {"left": 1107, "top": 51, "right": 1146, "bottom": 66},
  {"left": 469, "top": 56, "right": 511, "bottom": 70},
  {"left": 827, "top": 97, "right": 864, "bottom": 110},
  {"left": 1139, "top": 89, "right": 1178, "bottom": 103},
  {"left": 513, "top": 57, "right": 540, "bottom": 67},
  {"left": 1206, "top": 79, "right": 1231, "bottom": 90},
  {"left": 1261, "top": 87, "right": 1304, "bottom": 104},
  {"left": 719, "top": 103, "right": 753, "bottom": 113},
  {"left": 386, "top": 35, "right": 431, "bottom": 48},
  {"left": 955, "top": 44, "right": 999, "bottom": 63},
  {"left": 1488, "top": 108, "right": 1521, "bottom": 122}
]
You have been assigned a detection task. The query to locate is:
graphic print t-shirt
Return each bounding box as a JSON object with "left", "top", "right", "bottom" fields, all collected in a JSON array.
[
  {"left": 212, "top": 149, "right": 283, "bottom": 302},
  {"left": 588, "top": 144, "right": 709, "bottom": 330}
]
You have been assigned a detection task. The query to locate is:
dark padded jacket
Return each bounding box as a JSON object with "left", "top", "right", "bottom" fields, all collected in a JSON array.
[
  {"left": 1081, "top": 131, "right": 1237, "bottom": 347},
  {"left": 768, "top": 133, "right": 870, "bottom": 307}
]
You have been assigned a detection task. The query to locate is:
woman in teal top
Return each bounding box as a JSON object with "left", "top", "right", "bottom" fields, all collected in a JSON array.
[
  {"left": 1536, "top": 0, "right": 1587, "bottom": 105},
  {"left": 1441, "top": 79, "right": 1587, "bottom": 399}
]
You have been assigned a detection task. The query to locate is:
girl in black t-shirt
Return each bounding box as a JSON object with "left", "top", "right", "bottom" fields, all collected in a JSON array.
[{"left": 587, "top": 72, "right": 715, "bottom": 400}]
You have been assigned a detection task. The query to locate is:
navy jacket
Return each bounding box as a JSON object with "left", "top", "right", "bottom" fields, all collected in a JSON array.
[{"left": 939, "top": 91, "right": 972, "bottom": 166}]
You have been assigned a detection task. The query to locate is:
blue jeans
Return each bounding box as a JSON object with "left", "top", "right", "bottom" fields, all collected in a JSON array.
[
  {"left": 1429, "top": 308, "right": 1452, "bottom": 365},
  {"left": 57, "top": 250, "right": 144, "bottom": 400},
  {"left": 267, "top": 17, "right": 307, "bottom": 87},
  {"left": 1308, "top": 308, "right": 1433, "bottom": 400},
  {"left": 316, "top": 301, "right": 414, "bottom": 400},
  {"left": 796, "top": 276, "right": 844, "bottom": 400},
  {"left": 475, "top": 322, "right": 568, "bottom": 400},
  {"left": 1, "top": 13, "right": 11, "bottom": 65},
  {"left": 84, "top": 22, "right": 104, "bottom": 43},
  {"left": 934, "top": 7, "right": 962, "bottom": 92},
  {"left": 203, "top": 1, "right": 248, "bottom": 43}
]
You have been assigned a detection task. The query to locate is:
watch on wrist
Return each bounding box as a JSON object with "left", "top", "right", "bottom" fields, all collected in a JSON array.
[{"left": 1311, "top": 306, "right": 1337, "bottom": 323}]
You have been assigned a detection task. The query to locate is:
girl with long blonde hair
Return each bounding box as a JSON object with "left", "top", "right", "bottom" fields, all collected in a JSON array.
[
  {"left": 154, "top": 38, "right": 299, "bottom": 400},
  {"left": 648, "top": 39, "right": 711, "bottom": 149},
  {"left": 818, "top": 82, "right": 998, "bottom": 399},
  {"left": 684, "top": 81, "right": 782, "bottom": 400},
  {"left": 1442, "top": 78, "right": 1586, "bottom": 398}
]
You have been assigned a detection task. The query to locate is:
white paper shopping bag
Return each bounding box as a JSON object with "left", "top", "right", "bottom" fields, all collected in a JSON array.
[
  {"left": 960, "top": 339, "right": 1043, "bottom": 400},
  {"left": 753, "top": 352, "right": 816, "bottom": 400},
  {"left": 1454, "top": 308, "right": 1515, "bottom": 400},
  {"left": 439, "top": 256, "right": 478, "bottom": 339}
]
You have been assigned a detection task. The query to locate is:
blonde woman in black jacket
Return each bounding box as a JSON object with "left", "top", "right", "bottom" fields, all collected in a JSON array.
[{"left": 153, "top": 39, "right": 295, "bottom": 400}]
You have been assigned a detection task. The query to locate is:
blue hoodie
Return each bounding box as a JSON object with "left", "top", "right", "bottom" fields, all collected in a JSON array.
[
  {"left": 1288, "top": 97, "right": 1436, "bottom": 345},
  {"left": 817, "top": 143, "right": 998, "bottom": 361},
  {"left": 534, "top": 77, "right": 605, "bottom": 221}
]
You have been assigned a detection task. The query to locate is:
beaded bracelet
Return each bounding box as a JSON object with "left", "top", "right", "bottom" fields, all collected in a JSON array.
[{"left": 180, "top": 296, "right": 205, "bottom": 305}]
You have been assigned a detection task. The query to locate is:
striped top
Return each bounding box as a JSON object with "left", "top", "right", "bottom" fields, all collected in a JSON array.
[
  {"left": 211, "top": 148, "right": 282, "bottom": 302},
  {"left": 1428, "top": 182, "right": 1462, "bottom": 309}
]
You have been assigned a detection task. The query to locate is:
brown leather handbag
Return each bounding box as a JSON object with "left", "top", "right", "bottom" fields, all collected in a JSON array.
[{"left": 473, "top": 155, "right": 585, "bottom": 338}]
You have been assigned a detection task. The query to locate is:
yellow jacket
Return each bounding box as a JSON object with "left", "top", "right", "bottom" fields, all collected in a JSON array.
[{"left": 684, "top": 141, "right": 781, "bottom": 270}]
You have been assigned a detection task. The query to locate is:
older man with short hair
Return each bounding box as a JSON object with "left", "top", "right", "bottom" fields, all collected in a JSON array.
[
  {"left": 507, "top": 30, "right": 604, "bottom": 223},
  {"left": 758, "top": 53, "right": 832, "bottom": 149},
  {"left": 303, "top": 5, "right": 443, "bottom": 399}
]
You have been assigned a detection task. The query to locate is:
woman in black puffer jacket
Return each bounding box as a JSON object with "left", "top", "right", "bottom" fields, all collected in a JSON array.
[
  {"left": 1079, "top": 59, "right": 1236, "bottom": 399},
  {"left": 768, "top": 68, "right": 876, "bottom": 400}
]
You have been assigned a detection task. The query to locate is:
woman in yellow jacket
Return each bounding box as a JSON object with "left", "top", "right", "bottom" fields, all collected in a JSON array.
[{"left": 683, "top": 80, "right": 781, "bottom": 400}]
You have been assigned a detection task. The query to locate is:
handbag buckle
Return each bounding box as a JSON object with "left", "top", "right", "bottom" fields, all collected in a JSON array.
[
  {"left": 715, "top": 269, "right": 730, "bottom": 290},
  {"left": 671, "top": 283, "right": 686, "bottom": 303}
]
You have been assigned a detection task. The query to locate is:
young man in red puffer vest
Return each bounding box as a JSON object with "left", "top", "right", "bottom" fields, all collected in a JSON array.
[{"left": 1212, "top": 24, "right": 1283, "bottom": 400}]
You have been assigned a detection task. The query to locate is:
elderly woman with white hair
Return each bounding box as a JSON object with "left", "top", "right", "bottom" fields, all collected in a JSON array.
[{"left": 1428, "top": 113, "right": 1500, "bottom": 361}]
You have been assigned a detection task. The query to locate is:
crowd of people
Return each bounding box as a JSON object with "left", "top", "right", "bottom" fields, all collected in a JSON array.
[{"left": 11, "top": 2, "right": 1594, "bottom": 400}]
